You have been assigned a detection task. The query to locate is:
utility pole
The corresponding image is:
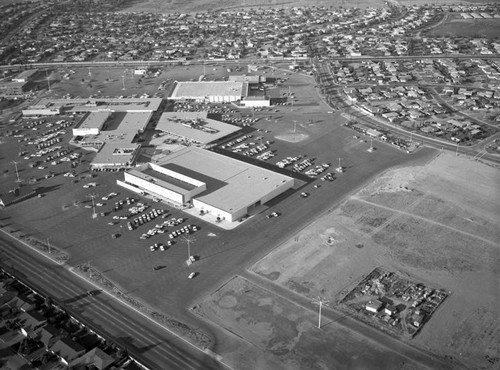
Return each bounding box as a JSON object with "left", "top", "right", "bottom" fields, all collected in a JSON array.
[
  {"left": 12, "top": 161, "right": 21, "bottom": 182},
  {"left": 312, "top": 296, "right": 330, "bottom": 329},
  {"left": 47, "top": 238, "right": 51, "bottom": 254},
  {"left": 87, "top": 194, "right": 97, "bottom": 218},
  {"left": 45, "top": 69, "right": 51, "bottom": 92},
  {"left": 121, "top": 75, "right": 125, "bottom": 90}
]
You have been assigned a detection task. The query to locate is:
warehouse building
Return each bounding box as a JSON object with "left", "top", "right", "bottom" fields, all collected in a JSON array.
[
  {"left": 118, "top": 147, "right": 295, "bottom": 222},
  {"left": 170, "top": 81, "right": 247, "bottom": 103}
]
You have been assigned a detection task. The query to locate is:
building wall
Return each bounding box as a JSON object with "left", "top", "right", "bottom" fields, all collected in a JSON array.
[
  {"left": 207, "top": 95, "right": 239, "bottom": 103},
  {"left": 192, "top": 199, "right": 238, "bottom": 222},
  {"left": 148, "top": 163, "right": 206, "bottom": 201},
  {"left": 72, "top": 127, "right": 100, "bottom": 136},
  {"left": 22, "top": 108, "right": 61, "bottom": 116},
  {"left": 241, "top": 99, "right": 270, "bottom": 107},
  {"left": 149, "top": 163, "right": 204, "bottom": 187},
  {"left": 123, "top": 173, "right": 184, "bottom": 204},
  {"left": 192, "top": 177, "right": 294, "bottom": 222}
]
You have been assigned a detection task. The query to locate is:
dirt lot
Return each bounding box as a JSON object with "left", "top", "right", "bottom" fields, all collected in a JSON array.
[
  {"left": 191, "top": 152, "right": 499, "bottom": 369},
  {"left": 194, "top": 276, "right": 422, "bottom": 370},
  {"left": 427, "top": 16, "right": 500, "bottom": 38}
]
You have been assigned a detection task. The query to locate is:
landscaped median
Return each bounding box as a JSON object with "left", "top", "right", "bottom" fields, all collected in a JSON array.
[
  {"left": 73, "top": 263, "right": 213, "bottom": 349},
  {"left": 0, "top": 225, "right": 69, "bottom": 265}
]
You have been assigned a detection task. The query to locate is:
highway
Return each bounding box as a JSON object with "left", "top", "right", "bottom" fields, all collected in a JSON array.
[{"left": 0, "top": 232, "right": 225, "bottom": 370}]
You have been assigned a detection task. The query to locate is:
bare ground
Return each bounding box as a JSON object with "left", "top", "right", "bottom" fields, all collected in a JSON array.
[
  {"left": 198, "top": 151, "right": 500, "bottom": 369},
  {"left": 194, "top": 276, "right": 422, "bottom": 370}
]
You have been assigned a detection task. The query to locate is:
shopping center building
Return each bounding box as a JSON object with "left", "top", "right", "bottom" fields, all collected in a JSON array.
[{"left": 118, "top": 147, "right": 295, "bottom": 222}]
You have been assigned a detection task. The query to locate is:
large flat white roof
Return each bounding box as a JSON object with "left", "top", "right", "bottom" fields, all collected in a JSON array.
[
  {"left": 157, "top": 147, "right": 294, "bottom": 212},
  {"left": 79, "top": 112, "right": 152, "bottom": 167},
  {"left": 77, "top": 111, "right": 111, "bottom": 131},
  {"left": 156, "top": 111, "right": 241, "bottom": 144},
  {"left": 171, "top": 81, "right": 244, "bottom": 99},
  {"left": 93, "top": 142, "right": 140, "bottom": 166}
]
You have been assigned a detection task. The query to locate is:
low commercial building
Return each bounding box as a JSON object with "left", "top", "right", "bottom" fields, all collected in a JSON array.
[
  {"left": 156, "top": 111, "right": 241, "bottom": 145},
  {"left": 27, "top": 97, "right": 162, "bottom": 115},
  {"left": 72, "top": 112, "right": 111, "bottom": 136},
  {"left": 0, "top": 81, "right": 29, "bottom": 97},
  {"left": 83, "top": 112, "right": 152, "bottom": 170},
  {"left": 12, "top": 69, "right": 38, "bottom": 83},
  {"left": 119, "top": 147, "right": 295, "bottom": 222},
  {"left": 22, "top": 103, "right": 62, "bottom": 116}
]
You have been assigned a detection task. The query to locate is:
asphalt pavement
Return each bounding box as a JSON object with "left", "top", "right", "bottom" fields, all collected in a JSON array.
[{"left": 0, "top": 233, "right": 225, "bottom": 370}]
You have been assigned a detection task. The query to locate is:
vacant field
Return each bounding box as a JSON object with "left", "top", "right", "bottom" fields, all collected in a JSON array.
[
  {"left": 427, "top": 16, "right": 500, "bottom": 38},
  {"left": 120, "top": 0, "right": 386, "bottom": 13},
  {"left": 119, "top": 0, "right": 493, "bottom": 13},
  {"left": 194, "top": 276, "right": 423, "bottom": 370},
  {"left": 250, "top": 152, "right": 500, "bottom": 370}
]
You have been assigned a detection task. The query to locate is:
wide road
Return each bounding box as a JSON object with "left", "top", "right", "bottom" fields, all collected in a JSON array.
[{"left": 0, "top": 233, "right": 225, "bottom": 370}]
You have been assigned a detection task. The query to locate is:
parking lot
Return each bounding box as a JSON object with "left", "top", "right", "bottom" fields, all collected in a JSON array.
[{"left": 0, "top": 63, "right": 429, "bottom": 333}]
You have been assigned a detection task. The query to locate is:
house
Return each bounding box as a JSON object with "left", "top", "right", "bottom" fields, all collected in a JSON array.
[
  {"left": 384, "top": 305, "right": 397, "bottom": 316},
  {"left": 68, "top": 347, "right": 116, "bottom": 370},
  {"left": 413, "top": 312, "right": 426, "bottom": 327},
  {"left": 365, "top": 300, "right": 383, "bottom": 313},
  {"left": 50, "top": 337, "right": 86, "bottom": 363},
  {"left": 36, "top": 324, "right": 60, "bottom": 348},
  {"left": 7, "top": 294, "right": 36, "bottom": 312},
  {"left": 382, "top": 112, "right": 400, "bottom": 122},
  {"left": 18, "top": 310, "right": 47, "bottom": 336},
  {"left": 366, "top": 128, "right": 383, "bottom": 138}
]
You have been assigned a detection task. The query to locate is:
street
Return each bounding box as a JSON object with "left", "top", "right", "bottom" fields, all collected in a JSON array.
[{"left": 0, "top": 233, "right": 225, "bottom": 370}]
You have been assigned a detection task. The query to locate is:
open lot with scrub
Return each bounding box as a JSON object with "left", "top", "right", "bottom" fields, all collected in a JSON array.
[
  {"left": 194, "top": 275, "right": 421, "bottom": 370},
  {"left": 246, "top": 152, "right": 500, "bottom": 370},
  {"left": 426, "top": 15, "right": 500, "bottom": 38}
]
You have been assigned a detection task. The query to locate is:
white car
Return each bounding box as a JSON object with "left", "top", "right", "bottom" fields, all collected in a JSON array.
[{"left": 188, "top": 272, "right": 196, "bottom": 279}]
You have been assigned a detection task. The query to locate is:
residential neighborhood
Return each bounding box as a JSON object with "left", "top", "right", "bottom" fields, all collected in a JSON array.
[{"left": 0, "top": 3, "right": 499, "bottom": 64}]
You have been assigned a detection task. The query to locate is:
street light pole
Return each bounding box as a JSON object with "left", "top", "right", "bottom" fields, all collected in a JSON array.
[
  {"left": 183, "top": 236, "right": 195, "bottom": 261},
  {"left": 88, "top": 194, "right": 97, "bottom": 218},
  {"left": 12, "top": 161, "right": 21, "bottom": 182}
]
